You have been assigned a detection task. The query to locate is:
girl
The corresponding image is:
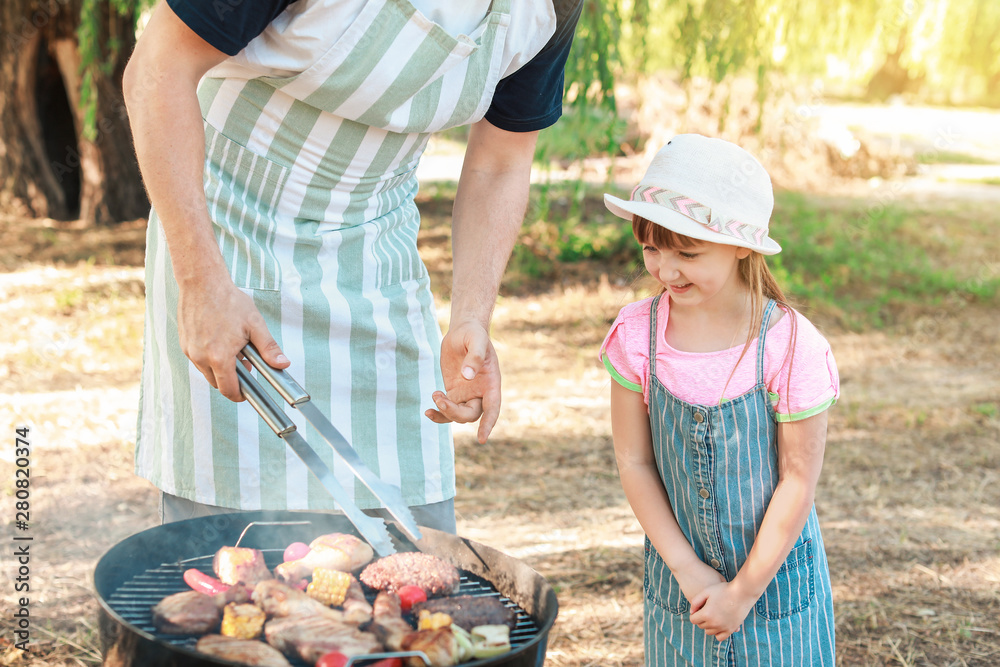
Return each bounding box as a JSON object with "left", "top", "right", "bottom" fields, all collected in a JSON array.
[{"left": 601, "top": 134, "right": 838, "bottom": 665}]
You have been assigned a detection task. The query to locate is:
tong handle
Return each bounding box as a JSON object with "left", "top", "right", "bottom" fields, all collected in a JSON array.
[
  {"left": 236, "top": 363, "right": 296, "bottom": 436},
  {"left": 241, "top": 343, "right": 310, "bottom": 405}
]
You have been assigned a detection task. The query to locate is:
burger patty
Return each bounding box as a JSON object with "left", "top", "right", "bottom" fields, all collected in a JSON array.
[
  {"left": 411, "top": 595, "right": 516, "bottom": 631},
  {"left": 359, "top": 552, "right": 460, "bottom": 597}
]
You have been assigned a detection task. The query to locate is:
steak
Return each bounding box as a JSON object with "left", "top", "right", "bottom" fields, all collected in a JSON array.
[
  {"left": 264, "top": 613, "right": 382, "bottom": 663},
  {"left": 196, "top": 634, "right": 292, "bottom": 667},
  {"left": 151, "top": 590, "right": 221, "bottom": 635},
  {"left": 412, "top": 595, "right": 517, "bottom": 631}
]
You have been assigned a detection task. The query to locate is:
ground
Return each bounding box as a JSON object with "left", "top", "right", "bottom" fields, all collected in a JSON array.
[{"left": 1, "top": 103, "right": 999, "bottom": 667}]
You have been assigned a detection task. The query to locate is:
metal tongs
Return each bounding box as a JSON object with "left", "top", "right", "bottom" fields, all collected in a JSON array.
[{"left": 235, "top": 343, "right": 422, "bottom": 556}]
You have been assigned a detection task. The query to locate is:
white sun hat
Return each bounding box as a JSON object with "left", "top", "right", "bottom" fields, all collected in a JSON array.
[{"left": 604, "top": 134, "right": 781, "bottom": 255}]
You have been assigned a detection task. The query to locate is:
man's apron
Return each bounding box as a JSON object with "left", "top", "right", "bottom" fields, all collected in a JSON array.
[
  {"left": 643, "top": 296, "right": 836, "bottom": 666},
  {"left": 137, "top": 0, "right": 513, "bottom": 511}
]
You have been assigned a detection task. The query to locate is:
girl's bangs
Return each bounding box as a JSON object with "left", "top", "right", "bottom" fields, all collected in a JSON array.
[{"left": 632, "top": 215, "right": 702, "bottom": 249}]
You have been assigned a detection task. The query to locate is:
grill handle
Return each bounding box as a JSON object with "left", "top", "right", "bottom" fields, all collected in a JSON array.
[
  {"left": 242, "top": 343, "right": 310, "bottom": 405},
  {"left": 236, "top": 363, "right": 295, "bottom": 436}
]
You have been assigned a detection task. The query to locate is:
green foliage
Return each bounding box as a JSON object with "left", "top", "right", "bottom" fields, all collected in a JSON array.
[
  {"left": 505, "top": 181, "right": 637, "bottom": 288},
  {"left": 535, "top": 104, "right": 629, "bottom": 163},
  {"left": 770, "top": 192, "right": 999, "bottom": 328},
  {"left": 77, "top": 0, "right": 152, "bottom": 140},
  {"left": 506, "top": 188, "right": 999, "bottom": 326}
]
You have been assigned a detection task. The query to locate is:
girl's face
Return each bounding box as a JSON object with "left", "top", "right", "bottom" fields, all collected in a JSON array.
[{"left": 642, "top": 239, "right": 750, "bottom": 307}]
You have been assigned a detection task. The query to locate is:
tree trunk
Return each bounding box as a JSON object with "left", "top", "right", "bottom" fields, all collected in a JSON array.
[{"left": 0, "top": 0, "right": 148, "bottom": 225}]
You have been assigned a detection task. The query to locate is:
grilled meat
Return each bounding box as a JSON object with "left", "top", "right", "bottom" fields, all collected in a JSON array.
[
  {"left": 275, "top": 533, "right": 374, "bottom": 584},
  {"left": 360, "top": 552, "right": 460, "bottom": 597},
  {"left": 264, "top": 613, "right": 382, "bottom": 664},
  {"left": 196, "top": 634, "right": 292, "bottom": 667},
  {"left": 214, "top": 546, "right": 274, "bottom": 588},
  {"left": 151, "top": 586, "right": 251, "bottom": 634},
  {"left": 343, "top": 576, "right": 374, "bottom": 625},
  {"left": 253, "top": 580, "right": 345, "bottom": 621},
  {"left": 369, "top": 591, "right": 416, "bottom": 651},
  {"left": 401, "top": 627, "right": 461, "bottom": 667},
  {"left": 412, "top": 595, "right": 516, "bottom": 631},
  {"left": 152, "top": 590, "right": 221, "bottom": 635}
]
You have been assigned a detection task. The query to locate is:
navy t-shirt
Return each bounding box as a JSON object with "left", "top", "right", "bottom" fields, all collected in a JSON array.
[{"left": 167, "top": 0, "right": 582, "bottom": 132}]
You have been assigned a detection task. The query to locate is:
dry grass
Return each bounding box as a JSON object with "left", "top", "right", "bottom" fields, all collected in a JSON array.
[{"left": 1, "top": 182, "right": 999, "bottom": 667}]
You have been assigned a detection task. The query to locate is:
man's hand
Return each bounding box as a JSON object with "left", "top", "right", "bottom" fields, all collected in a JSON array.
[
  {"left": 177, "top": 278, "right": 289, "bottom": 402},
  {"left": 424, "top": 320, "right": 501, "bottom": 444}
]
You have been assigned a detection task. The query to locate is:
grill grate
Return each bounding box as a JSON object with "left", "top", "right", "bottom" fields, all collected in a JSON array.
[{"left": 106, "top": 549, "right": 540, "bottom": 666}]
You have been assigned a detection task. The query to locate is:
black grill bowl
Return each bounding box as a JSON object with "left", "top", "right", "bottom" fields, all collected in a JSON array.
[{"left": 94, "top": 511, "right": 557, "bottom": 667}]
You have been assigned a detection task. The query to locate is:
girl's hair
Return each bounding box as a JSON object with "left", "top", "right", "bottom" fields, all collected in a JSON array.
[{"left": 632, "top": 215, "right": 798, "bottom": 404}]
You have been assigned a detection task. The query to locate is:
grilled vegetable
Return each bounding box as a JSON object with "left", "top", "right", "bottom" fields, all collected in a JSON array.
[
  {"left": 396, "top": 584, "right": 427, "bottom": 612},
  {"left": 307, "top": 568, "right": 353, "bottom": 607},
  {"left": 284, "top": 542, "right": 311, "bottom": 563},
  {"left": 471, "top": 625, "right": 511, "bottom": 659},
  {"left": 220, "top": 602, "right": 266, "bottom": 640},
  {"left": 417, "top": 610, "right": 453, "bottom": 631}
]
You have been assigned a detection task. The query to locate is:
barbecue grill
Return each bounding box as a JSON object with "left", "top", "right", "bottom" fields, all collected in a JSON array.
[{"left": 94, "top": 511, "right": 557, "bottom": 667}]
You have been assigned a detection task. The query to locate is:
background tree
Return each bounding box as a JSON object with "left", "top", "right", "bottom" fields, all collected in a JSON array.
[{"left": 0, "top": 0, "right": 149, "bottom": 225}]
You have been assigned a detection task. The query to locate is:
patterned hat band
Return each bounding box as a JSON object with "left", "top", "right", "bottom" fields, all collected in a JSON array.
[{"left": 630, "top": 184, "right": 768, "bottom": 247}]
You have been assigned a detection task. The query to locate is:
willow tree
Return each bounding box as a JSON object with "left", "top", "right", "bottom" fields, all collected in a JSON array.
[{"left": 0, "top": 0, "right": 148, "bottom": 225}]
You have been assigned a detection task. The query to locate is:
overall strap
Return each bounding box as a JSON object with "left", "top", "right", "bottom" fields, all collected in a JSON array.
[
  {"left": 649, "top": 294, "right": 663, "bottom": 378},
  {"left": 755, "top": 299, "right": 778, "bottom": 387}
]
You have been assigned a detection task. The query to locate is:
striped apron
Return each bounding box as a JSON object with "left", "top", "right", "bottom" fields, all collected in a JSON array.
[
  {"left": 643, "top": 296, "right": 836, "bottom": 666},
  {"left": 137, "top": 0, "right": 514, "bottom": 511}
]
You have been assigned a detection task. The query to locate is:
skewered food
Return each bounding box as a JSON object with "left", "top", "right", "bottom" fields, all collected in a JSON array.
[
  {"left": 264, "top": 613, "right": 382, "bottom": 664},
  {"left": 214, "top": 546, "right": 274, "bottom": 588},
  {"left": 196, "top": 634, "right": 292, "bottom": 667},
  {"left": 360, "top": 552, "right": 460, "bottom": 597},
  {"left": 221, "top": 602, "right": 267, "bottom": 639},
  {"left": 411, "top": 595, "right": 516, "bottom": 632}
]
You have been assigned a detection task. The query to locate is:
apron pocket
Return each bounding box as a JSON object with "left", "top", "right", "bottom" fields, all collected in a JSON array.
[
  {"left": 643, "top": 537, "right": 690, "bottom": 615},
  {"left": 755, "top": 538, "right": 815, "bottom": 620},
  {"left": 203, "top": 125, "right": 290, "bottom": 291}
]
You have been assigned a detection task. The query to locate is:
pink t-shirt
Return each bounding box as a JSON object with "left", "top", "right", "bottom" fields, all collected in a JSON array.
[{"left": 600, "top": 296, "right": 839, "bottom": 422}]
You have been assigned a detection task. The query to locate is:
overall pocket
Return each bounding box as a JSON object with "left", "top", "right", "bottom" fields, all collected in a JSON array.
[
  {"left": 203, "top": 125, "right": 290, "bottom": 291},
  {"left": 755, "top": 538, "right": 815, "bottom": 620},
  {"left": 643, "top": 538, "right": 690, "bottom": 615}
]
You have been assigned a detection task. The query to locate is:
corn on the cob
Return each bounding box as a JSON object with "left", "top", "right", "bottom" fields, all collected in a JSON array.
[
  {"left": 306, "top": 568, "right": 353, "bottom": 607},
  {"left": 220, "top": 602, "right": 265, "bottom": 639},
  {"left": 417, "top": 609, "right": 453, "bottom": 631}
]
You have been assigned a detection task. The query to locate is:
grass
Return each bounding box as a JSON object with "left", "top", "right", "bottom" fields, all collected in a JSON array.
[
  {"left": 916, "top": 150, "right": 997, "bottom": 165},
  {"left": 491, "top": 183, "right": 1000, "bottom": 331}
]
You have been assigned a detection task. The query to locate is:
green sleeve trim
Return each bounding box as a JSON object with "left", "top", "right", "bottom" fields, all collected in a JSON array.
[
  {"left": 602, "top": 353, "right": 642, "bottom": 393},
  {"left": 775, "top": 396, "right": 837, "bottom": 423}
]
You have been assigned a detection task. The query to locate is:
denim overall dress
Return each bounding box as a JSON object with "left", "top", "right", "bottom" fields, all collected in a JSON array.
[
  {"left": 137, "top": 0, "right": 523, "bottom": 511},
  {"left": 643, "top": 295, "right": 836, "bottom": 666}
]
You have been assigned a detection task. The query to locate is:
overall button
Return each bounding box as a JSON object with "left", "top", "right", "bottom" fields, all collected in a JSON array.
[
  {"left": 699, "top": 488, "right": 710, "bottom": 499},
  {"left": 693, "top": 412, "right": 704, "bottom": 423},
  {"left": 710, "top": 558, "right": 722, "bottom": 568}
]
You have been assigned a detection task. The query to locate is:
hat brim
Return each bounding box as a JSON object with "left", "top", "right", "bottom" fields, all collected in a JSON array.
[{"left": 604, "top": 193, "right": 781, "bottom": 255}]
